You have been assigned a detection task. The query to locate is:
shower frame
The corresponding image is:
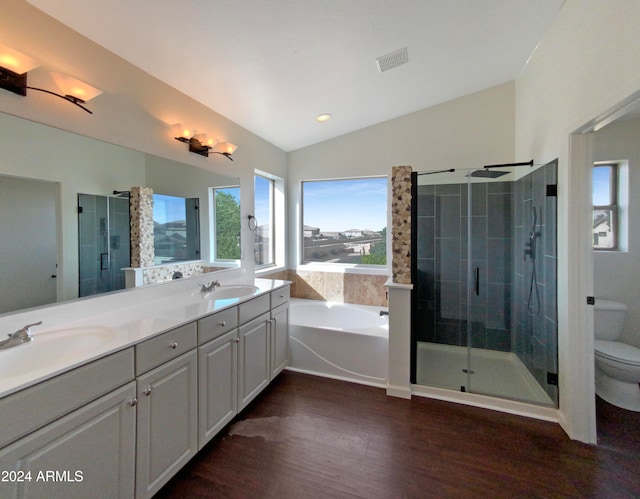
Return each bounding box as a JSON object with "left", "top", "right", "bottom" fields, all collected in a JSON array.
[{"left": 410, "top": 160, "right": 559, "bottom": 407}]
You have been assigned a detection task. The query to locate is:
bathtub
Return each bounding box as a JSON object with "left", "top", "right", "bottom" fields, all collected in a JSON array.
[{"left": 288, "top": 298, "right": 388, "bottom": 387}]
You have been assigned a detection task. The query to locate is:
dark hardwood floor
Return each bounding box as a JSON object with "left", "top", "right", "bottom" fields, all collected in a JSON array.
[{"left": 157, "top": 372, "right": 640, "bottom": 498}]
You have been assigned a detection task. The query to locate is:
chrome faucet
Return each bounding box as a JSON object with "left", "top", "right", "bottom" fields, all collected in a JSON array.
[
  {"left": 200, "top": 280, "right": 221, "bottom": 294},
  {"left": 0, "top": 321, "right": 42, "bottom": 350}
]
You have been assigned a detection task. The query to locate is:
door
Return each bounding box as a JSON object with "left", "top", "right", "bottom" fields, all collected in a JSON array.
[
  {"left": 198, "top": 329, "right": 238, "bottom": 449},
  {"left": 270, "top": 302, "right": 289, "bottom": 379},
  {"left": 0, "top": 175, "right": 57, "bottom": 314},
  {"left": 136, "top": 350, "right": 198, "bottom": 499},
  {"left": 238, "top": 312, "right": 270, "bottom": 410},
  {"left": 78, "top": 194, "right": 130, "bottom": 297},
  {"left": 0, "top": 382, "right": 136, "bottom": 499}
]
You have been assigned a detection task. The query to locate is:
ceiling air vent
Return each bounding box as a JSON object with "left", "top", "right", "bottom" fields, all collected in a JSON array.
[{"left": 375, "top": 47, "right": 408, "bottom": 73}]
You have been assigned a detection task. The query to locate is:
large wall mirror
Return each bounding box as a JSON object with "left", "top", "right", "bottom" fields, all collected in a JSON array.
[{"left": 0, "top": 111, "right": 240, "bottom": 316}]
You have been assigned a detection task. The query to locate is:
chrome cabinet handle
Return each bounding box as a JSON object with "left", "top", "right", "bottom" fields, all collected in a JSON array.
[
  {"left": 233, "top": 338, "right": 240, "bottom": 344},
  {"left": 169, "top": 342, "right": 178, "bottom": 349},
  {"left": 143, "top": 386, "right": 152, "bottom": 396},
  {"left": 128, "top": 398, "right": 138, "bottom": 407},
  {"left": 218, "top": 321, "right": 226, "bottom": 327}
]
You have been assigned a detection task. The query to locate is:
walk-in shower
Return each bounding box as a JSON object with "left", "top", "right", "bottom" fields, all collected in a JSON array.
[{"left": 410, "top": 160, "right": 558, "bottom": 407}]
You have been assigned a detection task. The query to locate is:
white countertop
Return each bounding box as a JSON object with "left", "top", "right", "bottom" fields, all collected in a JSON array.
[{"left": 0, "top": 276, "right": 289, "bottom": 398}]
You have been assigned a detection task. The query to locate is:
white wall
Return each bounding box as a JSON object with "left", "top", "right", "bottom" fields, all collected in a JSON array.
[
  {"left": 288, "top": 81, "right": 516, "bottom": 267},
  {"left": 0, "top": 112, "right": 146, "bottom": 301},
  {"left": 593, "top": 118, "right": 640, "bottom": 347},
  {"left": 0, "top": 0, "right": 287, "bottom": 280},
  {"left": 515, "top": 0, "right": 640, "bottom": 442}
]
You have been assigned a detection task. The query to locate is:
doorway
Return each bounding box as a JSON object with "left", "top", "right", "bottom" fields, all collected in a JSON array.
[{"left": 0, "top": 175, "right": 58, "bottom": 314}]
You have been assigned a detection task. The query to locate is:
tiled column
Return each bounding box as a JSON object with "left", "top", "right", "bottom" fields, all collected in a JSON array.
[
  {"left": 391, "top": 165, "right": 412, "bottom": 284},
  {"left": 130, "top": 186, "right": 155, "bottom": 267}
]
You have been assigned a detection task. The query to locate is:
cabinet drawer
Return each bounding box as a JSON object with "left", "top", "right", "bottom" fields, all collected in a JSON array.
[
  {"left": 198, "top": 307, "right": 238, "bottom": 344},
  {"left": 238, "top": 294, "right": 270, "bottom": 325},
  {"left": 0, "top": 348, "right": 134, "bottom": 448},
  {"left": 271, "top": 286, "right": 290, "bottom": 309},
  {"left": 136, "top": 322, "right": 197, "bottom": 375}
]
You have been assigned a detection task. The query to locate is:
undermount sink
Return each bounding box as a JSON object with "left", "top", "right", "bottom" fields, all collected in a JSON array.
[
  {"left": 208, "top": 285, "right": 259, "bottom": 300},
  {"left": 0, "top": 326, "right": 117, "bottom": 378}
]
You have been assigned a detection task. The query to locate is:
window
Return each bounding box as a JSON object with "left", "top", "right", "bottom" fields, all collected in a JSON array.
[
  {"left": 301, "top": 177, "right": 387, "bottom": 265},
  {"left": 254, "top": 174, "right": 274, "bottom": 266},
  {"left": 213, "top": 186, "right": 241, "bottom": 261},
  {"left": 153, "top": 194, "right": 200, "bottom": 264},
  {"left": 592, "top": 164, "right": 618, "bottom": 250}
]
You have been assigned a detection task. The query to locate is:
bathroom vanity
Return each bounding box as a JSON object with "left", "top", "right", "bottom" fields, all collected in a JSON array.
[{"left": 0, "top": 278, "right": 290, "bottom": 499}]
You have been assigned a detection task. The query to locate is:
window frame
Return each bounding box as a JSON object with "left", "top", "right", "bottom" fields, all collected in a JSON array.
[
  {"left": 211, "top": 185, "right": 241, "bottom": 264},
  {"left": 254, "top": 173, "right": 275, "bottom": 268},
  {"left": 592, "top": 163, "right": 618, "bottom": 251},
  {"left": 299, "top": 176, "right": 388, "bottom": 269}
]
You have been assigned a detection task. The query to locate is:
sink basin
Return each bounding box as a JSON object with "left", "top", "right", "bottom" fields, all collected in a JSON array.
[{"left": 0, "top": 326, "right": 117, "bottom": 378}]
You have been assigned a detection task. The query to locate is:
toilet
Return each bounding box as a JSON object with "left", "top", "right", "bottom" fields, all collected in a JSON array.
[{"left": 594, "top": 299, "right": 640, "bottom": 411}]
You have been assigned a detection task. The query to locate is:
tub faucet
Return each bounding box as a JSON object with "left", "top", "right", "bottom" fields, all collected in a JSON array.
[
  {"left": 379, "top": 310, "right": 389, "bottom": 316},
  {"left": 0, "top": 321, "right": 42, "bottom": 350},
  {"left": 200, "top": 280, "right": 221, "bottom": 293}
]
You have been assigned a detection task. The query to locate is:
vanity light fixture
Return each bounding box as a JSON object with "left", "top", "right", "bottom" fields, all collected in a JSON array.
[
  {"left": 174, "top": 132, "right": 237, "bottom": 161},
  {"left": 0, "top": 44, "right": 101, "bottom": 114}
]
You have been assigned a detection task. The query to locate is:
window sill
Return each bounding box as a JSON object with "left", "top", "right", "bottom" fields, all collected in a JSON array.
[{"left": 295, "top": 263, "right": 390, "bottom": 276}]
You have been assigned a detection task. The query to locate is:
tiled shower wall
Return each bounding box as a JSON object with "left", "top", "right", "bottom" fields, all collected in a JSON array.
[
  {"left": 414, "top": 181, "right": 513, "bottom": 350},
  {"left": 512, "top": 162, "right": 558, "bottom": 402}
]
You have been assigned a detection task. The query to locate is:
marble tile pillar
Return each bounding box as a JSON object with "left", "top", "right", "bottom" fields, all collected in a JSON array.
[
  {"left": 130, "top": 186, "right": 155, "bottom": 268},
  {"left": 391, "top": 166, "right": 412, "bottom": 284}
]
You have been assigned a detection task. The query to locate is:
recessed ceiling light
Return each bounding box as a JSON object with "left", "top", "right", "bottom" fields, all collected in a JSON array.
[{"left": 316, "top": 113, "right": 332, "bottom": 123}]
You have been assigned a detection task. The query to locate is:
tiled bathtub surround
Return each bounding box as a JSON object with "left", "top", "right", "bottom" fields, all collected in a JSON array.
[
  {"left": 143, "top": 261, "right": 205, "bottom": 286},
  {"left": 262, "top": 269, "right": 388, "bottom": 307}
]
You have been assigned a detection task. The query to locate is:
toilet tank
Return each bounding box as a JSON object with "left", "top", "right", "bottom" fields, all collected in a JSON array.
[{"left": 594, "top": 299, "right": 627, "bottom": 340}]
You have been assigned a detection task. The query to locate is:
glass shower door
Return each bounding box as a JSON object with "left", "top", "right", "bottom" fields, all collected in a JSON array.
[
  {"left": 411, "top": 162, "right": 558, "bottom": 407},
  {"left": 78, "top": 194, "right": 130, "bottom": 297}
]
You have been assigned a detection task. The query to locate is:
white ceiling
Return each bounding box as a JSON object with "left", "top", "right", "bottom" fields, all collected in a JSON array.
[{"left": 27, "top": 0, "right": 564, "bottom": 152}]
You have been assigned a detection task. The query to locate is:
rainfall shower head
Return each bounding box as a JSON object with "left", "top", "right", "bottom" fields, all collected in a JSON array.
[{"left": 469, "top": 169, "right": 509, "bottom": 178}]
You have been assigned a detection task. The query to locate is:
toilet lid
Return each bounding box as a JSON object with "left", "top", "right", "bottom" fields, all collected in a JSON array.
[{"left": 595, "top": 340, "right": 640, "bottom": 365}]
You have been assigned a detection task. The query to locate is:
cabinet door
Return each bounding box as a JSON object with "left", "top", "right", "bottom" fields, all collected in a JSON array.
[
  {"left": 238, "top": 312, "right": 271, "bottom": 410},
  {"left": 136, "top": 350, "right": 198, "bottom": 499},
  {"left": 0, "top": 382, "right": 136, "bottom": 499},
  {"left": 198, "top": 329, "right": 238, "bottom": 449},
  {"left": 271, "top": 302, "right": 289, "bottom": 380}
]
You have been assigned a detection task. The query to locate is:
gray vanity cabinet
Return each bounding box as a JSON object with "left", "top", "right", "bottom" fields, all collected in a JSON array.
[
  {"left": 270, "top": 301, "right": 290, "bottom": 380},
  {"left": 0, "top": 382, "right": 137, "bottom": 499},
  {"left": 135, "top": 324, "right": 198, "bottom": 499},
  {"left": 197, "top": 328, "right": 238, "bottom": 449},
  {"left": 238, "top": 311, "right": 271, "bottom": 410}
]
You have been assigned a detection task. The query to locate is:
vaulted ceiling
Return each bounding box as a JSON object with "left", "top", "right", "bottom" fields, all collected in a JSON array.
[{"left": 27, "top": 0, "right": 564, "bottom": 151}]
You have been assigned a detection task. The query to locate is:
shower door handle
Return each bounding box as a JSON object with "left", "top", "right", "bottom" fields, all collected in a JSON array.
[
  {"left": 474, "top": 267, "right": 480, "bottom": 296},
  {"left": 100, "top": 252, "right": 110, "bottom": 270}
]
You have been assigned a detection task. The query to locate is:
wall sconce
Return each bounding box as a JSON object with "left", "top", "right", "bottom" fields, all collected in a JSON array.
[
  {"left": 174, "top": 130, "right": 237, "bottom": 161},
  {"left": 0, "top": 44, "right": 101, "bottom": 114}
]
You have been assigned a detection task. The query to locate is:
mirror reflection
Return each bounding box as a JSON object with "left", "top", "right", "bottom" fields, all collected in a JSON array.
[{"left": 0, "top": 111, "right": 240, "bottom": 315}]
